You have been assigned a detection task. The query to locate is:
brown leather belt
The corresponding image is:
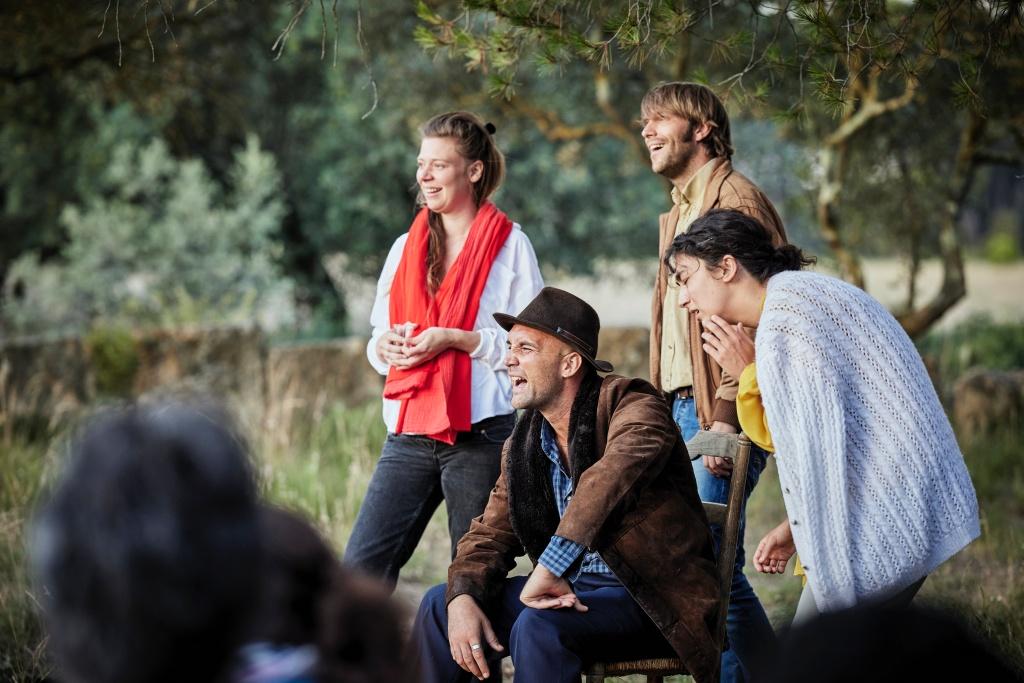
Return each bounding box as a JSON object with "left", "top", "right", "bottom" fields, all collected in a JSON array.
[{"left": 675, "top": 386, "right": 694, "bottom": 400}]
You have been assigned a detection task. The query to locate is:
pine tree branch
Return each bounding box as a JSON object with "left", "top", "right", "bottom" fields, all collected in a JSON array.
[{"left": 823, "top": 70, "right": 918, "bottom": 147}]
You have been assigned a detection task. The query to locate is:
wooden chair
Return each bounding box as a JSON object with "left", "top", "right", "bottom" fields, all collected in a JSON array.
[{"left": 583, "top": 432, "right": 753, "bottom": 683}]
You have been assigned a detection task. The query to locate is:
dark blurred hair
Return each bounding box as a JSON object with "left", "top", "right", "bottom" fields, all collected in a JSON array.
[
  {"left": 664, "top": 209, "right": 815, "bottom": 282},
  {"left": 31, "top": 404, "right": 262, "bottom": 683},
  {"left": 763, "top": 604, "right": 1022, "bottom": 683},
  {"left": 249, "top": 506, "right": 410, "bottom": 683}
]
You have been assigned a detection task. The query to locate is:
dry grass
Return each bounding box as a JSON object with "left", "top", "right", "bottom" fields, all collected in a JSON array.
[{"left": 2, "top": 402, "right": 1021, "bottom": 681}]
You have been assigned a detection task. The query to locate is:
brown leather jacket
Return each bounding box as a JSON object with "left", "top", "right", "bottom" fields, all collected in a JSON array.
[
  {"left": 446, "top": 375, "right": 720, "bottom": 683},
  {"left": 650, "top": 159, "right": 787, "bottom": 430}
]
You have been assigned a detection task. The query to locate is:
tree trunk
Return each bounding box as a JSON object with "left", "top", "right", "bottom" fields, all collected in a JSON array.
[
  {"left": 816, "top": 141, "right": 866, "bottom": 288},
  {"left": 896, "top": 111, "right": 984, "bottom": 338}
]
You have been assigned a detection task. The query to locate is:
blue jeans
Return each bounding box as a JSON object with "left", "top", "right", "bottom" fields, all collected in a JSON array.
[
  {"left": 673, "top": 396, "right": 776, "bottom": 683},
  {"left": 344, "top": 413, "right": 515, "bottom": 588},
  {"left": 412, "top": 574, "right": 674, "bottom": 683}
]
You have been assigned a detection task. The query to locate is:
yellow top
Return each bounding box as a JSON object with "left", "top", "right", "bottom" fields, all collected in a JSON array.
[{"left": 737, "top": 363, "right": 774, "bottom": 453}]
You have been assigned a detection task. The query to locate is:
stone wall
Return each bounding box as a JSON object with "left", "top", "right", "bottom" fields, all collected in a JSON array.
[
  {"left": 0, "top": 334, "right": 91, "bottom": 436},
  {"left": 0, "top": 326, "right": 268, "bottom": 437},
  {"left": 131, "top": 327, "right": 268, "bottom": 435},
  {"left": 952, "top": 369, "right": 1024, "bottom": 440},
  {"left": 599, "top": 327, "right": 651, "bottom": 381},
  {"left": 16, "top": 325, "right": 1024, "bottom": 448},
  {"left": 265, "top": 338, "right": 385, "bottom": 446},
  {"left": 17, "top": 324, "right": 1012, "bottom": 446},
  {"left": 0, "top": 326, "right": 652, "bottom": 442}
]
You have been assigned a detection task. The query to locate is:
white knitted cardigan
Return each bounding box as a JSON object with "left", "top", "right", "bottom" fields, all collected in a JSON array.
[{"left": 757, "top": 271, "right": 980, "bottom": 612}]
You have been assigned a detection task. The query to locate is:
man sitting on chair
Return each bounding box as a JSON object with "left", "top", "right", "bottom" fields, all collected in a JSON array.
[{"left": 411, "top": 287, "right": 720, "bottom": 683}]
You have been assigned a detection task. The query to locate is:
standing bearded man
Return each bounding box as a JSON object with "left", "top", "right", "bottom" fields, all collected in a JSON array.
[
  {"left": 411, "top": 287, "right": 721, "bottom": 683},
  {"left": 642, "top": 82, "right": 787, "bottom": 682}
]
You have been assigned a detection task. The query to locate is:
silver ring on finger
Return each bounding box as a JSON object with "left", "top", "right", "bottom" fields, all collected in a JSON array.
[{"left": 470, "top": 643, "right": 482, "bottom": 651}]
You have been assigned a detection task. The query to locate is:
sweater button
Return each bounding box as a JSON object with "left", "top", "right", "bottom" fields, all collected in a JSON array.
[
  {"left": 784, "top": 488, "right": 790, "bottom": 494},
  {"left": 791, "top": 520, "right": 799, "bottom": 526}
]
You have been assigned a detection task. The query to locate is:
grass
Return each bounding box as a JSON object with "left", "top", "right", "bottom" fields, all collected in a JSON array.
[
  {"left": 2, "top": 405, "right": 1022, "bottom": 681},
  {"left": 257, "top": 402, "right": 454, "bottom": 588},
  {"left": 0, "top": 438, "right": 58, "bottom": 682}
]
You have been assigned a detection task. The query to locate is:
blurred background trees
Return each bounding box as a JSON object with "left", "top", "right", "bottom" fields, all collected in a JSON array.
[
  {"left": 1, "top": 0, "right": 1021, "bottom": 340},
  {"left": 414, "top": 0, "right": 1024, "bottom": 336},
  {"left": 2, "top": 4, "right": 1023, "bottom": 680}
]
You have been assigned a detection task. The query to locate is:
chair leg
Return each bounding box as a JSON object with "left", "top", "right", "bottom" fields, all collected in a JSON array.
[
  {"left": 584, "top": 673, "right": 604, "bottom": 682},
  {"left": 646, "top": 676, "right": 665, "bottom": 683}
]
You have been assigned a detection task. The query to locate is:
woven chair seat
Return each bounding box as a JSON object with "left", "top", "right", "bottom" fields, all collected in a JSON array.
[
  {"left": 594, "top": 657, "right": 686, "bottom": 675},
  {"left": 583, "top": 433, "right": 752, "bottom": 682}
]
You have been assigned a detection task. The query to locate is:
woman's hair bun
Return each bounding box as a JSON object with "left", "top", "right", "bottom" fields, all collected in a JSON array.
[
  {"left": 484, "top": 122, "right": 496, "bottom": 135},
  {"left": 774, "top": 244, "right": 816, "bottom": 271}
]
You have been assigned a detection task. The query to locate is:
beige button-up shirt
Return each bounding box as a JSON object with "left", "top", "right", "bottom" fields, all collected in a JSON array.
[{"left": 660, "top": 157, "right": 722, "bottom": 393}]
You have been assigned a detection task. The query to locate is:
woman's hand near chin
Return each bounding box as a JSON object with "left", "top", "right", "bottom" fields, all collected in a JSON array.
[{"left": 699, "top": 314, "right": 755, "bottom": 379}]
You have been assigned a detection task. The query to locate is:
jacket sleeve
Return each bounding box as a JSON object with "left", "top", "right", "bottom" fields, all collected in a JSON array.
[
  {"left": 554, "top": 384, "right": 675, "bottom": 548},
  {"left": 712, "top": 368, "right": 740, "bottom": 424},
  {"left": 445, "top": 451, "right": 524, "bottom": 605}
]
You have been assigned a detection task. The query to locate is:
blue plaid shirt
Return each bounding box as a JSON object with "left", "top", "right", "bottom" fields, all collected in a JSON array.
[{"left": 536, "top": 421, "right": 616, "bottom": 582}]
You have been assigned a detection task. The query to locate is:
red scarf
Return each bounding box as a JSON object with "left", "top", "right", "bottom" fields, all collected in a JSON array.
[{"left": 384, "top": 202, "right": 513, "bottom": 444}]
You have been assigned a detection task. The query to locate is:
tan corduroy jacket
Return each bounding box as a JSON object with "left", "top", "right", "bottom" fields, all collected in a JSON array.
[{"left": 650, "top": 159, "right": 787, "bottom": 430}]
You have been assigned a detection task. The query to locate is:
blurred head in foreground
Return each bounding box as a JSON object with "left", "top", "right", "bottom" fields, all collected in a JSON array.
[
  {"left": 239, "top": 506, "right": 410, "bottom": 683},
  {"left": 763, "top": 603, "right": 1022, "bottom": 683},
  {"left": 31, "top": 404, "right": 262, "bottom": 683}
]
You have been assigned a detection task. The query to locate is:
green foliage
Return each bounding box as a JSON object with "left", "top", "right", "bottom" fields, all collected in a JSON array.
[
  {"left": 985, "top": 231, "right": 1022, "bottom": 264},
  {"left": 3, "top": 0, "right": 1019, "bottom": 342},
  {"left": 983, "top": 211, "right": 1022, "bottom": 263},
  {"left": 84, "top": 325, "right": 139, "bottom": 398},
  {"left": 3, "top": 135, "right": 292, "bottom": 336},
  {"left": 962, "top": 431, "right": 1024, "bottom": 559},
  {"left": 917, "top": 315, "right": 1024, "bottom": 387}
]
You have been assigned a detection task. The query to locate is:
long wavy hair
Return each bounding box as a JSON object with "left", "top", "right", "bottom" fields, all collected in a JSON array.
[{"left": 419, "top": 111, "right": 505, "bottom": 293}]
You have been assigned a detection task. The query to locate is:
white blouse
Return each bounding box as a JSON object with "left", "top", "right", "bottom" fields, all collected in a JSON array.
[{"left": 366, "top": 224, "right": 544, "bottom": 432}]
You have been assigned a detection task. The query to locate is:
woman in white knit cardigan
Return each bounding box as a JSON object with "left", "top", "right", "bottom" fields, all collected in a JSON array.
[{"left": 664, "top": 209, "right": 980, "bottom": 622}]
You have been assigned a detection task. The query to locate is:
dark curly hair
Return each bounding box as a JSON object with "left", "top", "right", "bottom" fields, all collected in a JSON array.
[
  {"left": 664, "top": 209, "right": 815, "bottom": 282},
  {"left": 31, "top": 404, "right": 262, "bottom": 683}
]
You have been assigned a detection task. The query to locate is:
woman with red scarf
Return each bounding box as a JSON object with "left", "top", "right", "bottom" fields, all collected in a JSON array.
[{"left": 345, "top": 112, "right": 543, "bottom": 587}]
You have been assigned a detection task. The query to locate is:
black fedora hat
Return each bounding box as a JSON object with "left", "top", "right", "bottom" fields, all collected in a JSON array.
[{"left": 493, "top": 287, "right": 613, "bottom": 373}]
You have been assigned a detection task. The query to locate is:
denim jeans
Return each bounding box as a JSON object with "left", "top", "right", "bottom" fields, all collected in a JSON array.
[
  {"left": 412, "top": 574, "right": 674, "bottom": 683},
  {"left": 344, "top": 413, "right": 515, "bottom": 588},
  {"left": 673, "top": 396, "right": 776, "bottom": 683}
]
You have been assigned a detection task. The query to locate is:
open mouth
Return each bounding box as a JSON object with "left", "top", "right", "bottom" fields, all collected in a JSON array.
[
  {"left": 510, "top": 376, "right": 527, "bottom": 389},
  {"left": 423, "top": 187, "right": 442, "bottom": 196},
  {"left": 649, "top": 143, "right": 665, "bottom": 153}
]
